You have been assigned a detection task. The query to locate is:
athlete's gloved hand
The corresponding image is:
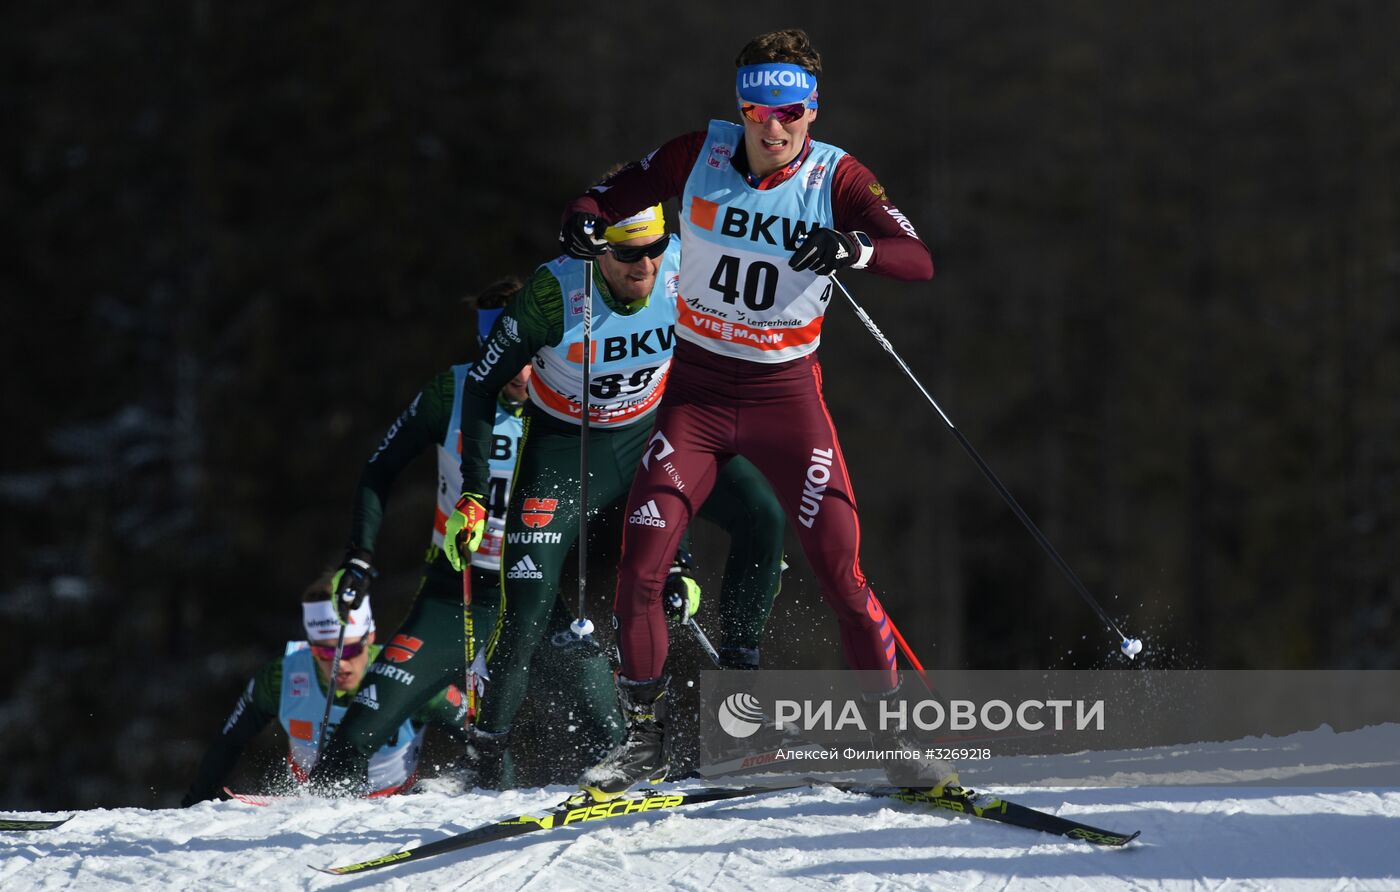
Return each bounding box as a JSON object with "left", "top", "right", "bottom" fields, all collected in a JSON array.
[
  {"left": 331, "top": 548, "right": 377, "bottom": 617},
  {"left": 663, "top": 549, "right": 702, "bottom": 623},
  {"left": 443, "top": 493, "right": 488, "bottom": 572},
  {"left": 789, "top": 228, "right": 863, "bottom": 275},
  {"left": 559, "top": 212, "right": 610, "bottom": 259}
]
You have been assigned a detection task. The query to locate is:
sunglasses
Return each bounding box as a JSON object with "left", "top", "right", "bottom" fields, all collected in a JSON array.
[
  {"left": 609, "top": 233, "right": 670, "bottom": 263},
  {"left": 739, "top": 101, "right": 810, "bottom": 125},
  {"left": 311, "top": 639, "right": 369, "bottom": 661}
]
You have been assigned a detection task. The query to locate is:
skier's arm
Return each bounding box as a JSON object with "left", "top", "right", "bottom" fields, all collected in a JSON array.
[
  {"left": 829, "top": 155, "right": 934, "bottom": 282},
  {"left": 457, "top": 271, "right": 559, "bottom": 496},
  {"left": 347, "top": 372, "right": 455, "bottom": 554},
  {"left": 180, "top": 661, "right": 281, "bottom": 806},
  {"left": 563, "top": 132, "right": 706, "bottom": 227}
]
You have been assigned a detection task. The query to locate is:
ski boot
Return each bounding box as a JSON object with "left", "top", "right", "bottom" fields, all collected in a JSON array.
[
  {"left": 862, "top": 683, "right": 960, "bottom": 795},
  {"left": 578, "top": 676, "right": 670, "bottom": 801},
  {"left": 457, "top": 725, "right": 510, "bottom": 791}
]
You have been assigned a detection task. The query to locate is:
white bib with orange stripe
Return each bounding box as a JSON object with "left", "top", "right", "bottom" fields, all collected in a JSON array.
[
  {"left": 527, "top": 246, "right": 680, "bottom": 428},
  {"left": 678, "top": 120, "right": 845, "bottom": 363},
  {"left": 433, "top": 364, "right": 523, "bottom": 572}
]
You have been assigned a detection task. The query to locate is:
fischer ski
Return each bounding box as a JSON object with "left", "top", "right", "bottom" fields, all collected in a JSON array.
[
  {"left": 841, "top": 783, "right": 1140, "bottom": 846},
  {"left": 1, "top": 816, "right": 72, "bottom": 831},
  {"left": 316, "top": 779, "right": 1138, "bottom": 875},
  {"left": 317, "top": 783, "right": 803, "bottom": 876},
  {"left": 319, "top": 784, "right": 800, "bottom": 873}
]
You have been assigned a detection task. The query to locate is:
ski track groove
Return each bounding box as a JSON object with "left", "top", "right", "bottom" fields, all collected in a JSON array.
[
  {"left": 656, "top": 828, "right": 720, "bottom": 891},
  {"left": 515, "top": 827, "right": 589, "bottom": 892}
]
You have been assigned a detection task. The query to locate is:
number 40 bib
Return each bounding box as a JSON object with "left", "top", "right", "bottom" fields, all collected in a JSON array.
[{"left": 677, "top": 119, "right": 846, "bottom": 363}]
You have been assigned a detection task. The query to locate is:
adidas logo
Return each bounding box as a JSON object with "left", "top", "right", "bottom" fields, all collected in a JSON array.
[
  {"left": 628, "top": 499, "right": 667, "bottom": 528},
  {"left": 506, "top": 555, "right": 545, "bottom": 579},
  {"left": 354, "top": 684, "right": 380, "bottom": 711}
]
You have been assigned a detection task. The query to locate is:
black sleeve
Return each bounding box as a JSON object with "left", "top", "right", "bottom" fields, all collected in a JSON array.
[
  {"left": 458, "top": 269, "right": 559, "bottom": 495},
  {"left": 347, "top": 371, "right": 455, "bottom": 553}
]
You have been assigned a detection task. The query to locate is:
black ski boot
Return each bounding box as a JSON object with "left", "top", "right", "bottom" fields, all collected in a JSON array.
[
  {"left": 457, "top": 726, "right": 510, "bottom": 791},
  {"left": 578, "top": 676, "right": 670, "bottom": 801},
  {"left": 863, "top": 683, "right": 960, "bottom": 794}
]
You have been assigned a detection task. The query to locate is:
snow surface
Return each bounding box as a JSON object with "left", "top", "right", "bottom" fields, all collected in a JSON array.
[{"left": 4, "top": 734, "right": 1399, "bottom": 890}]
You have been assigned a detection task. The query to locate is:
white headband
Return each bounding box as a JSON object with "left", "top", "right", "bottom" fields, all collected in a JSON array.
[{"left": 302, "top": 597, "right": 374, "bottom": 642}]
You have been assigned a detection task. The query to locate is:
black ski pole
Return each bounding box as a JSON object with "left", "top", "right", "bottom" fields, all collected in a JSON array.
[
  {"left": 571, "top": 255, "right": 596, "bottom": 640},
  {"left": 314, "top": 620, "right": 349, "bottom": 760},
  {"left": 667, "top": 592, "right": 722, "bottom": 668},
  {"left": 831, "top": 275, "right": 1142, "bottom": 659}
]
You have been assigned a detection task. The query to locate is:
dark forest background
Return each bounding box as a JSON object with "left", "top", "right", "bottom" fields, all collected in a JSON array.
[{"left": 2, "top": 2, "right": 1396, "bottom": 810}]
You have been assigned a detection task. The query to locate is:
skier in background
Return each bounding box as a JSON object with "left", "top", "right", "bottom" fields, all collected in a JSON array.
[
  {"left": 439, "top": 205, "right": 789, "bottom": 787},
  {"left": 308, "top": 277, "right": 558, "bottom": 792},
  {"left": 181, "top": 574, "right": 470, "bottom": 805}
]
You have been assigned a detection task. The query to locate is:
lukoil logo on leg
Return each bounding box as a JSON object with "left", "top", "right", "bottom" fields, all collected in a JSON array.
[{"left": 798, "top": 447, "right": 835, "bottom": 528}]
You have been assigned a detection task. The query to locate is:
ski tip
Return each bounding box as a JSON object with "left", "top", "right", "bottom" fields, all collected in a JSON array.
[
  {"left": 223, "top": 786, "right": 286, "bottom": 807},
  {"left": 1070, "top": 828, "right": 1141, "bottom": 846},
  {"left": 315, "top": 850, "right": 415, "bottom": 876},
  {"left": 1066, "top": 826, "right": 1142, "bottom": 847},
  {"left": 0, "top": 816, "right": 72, "bottom": 831},
  {"left": 314, "top": 863, "right": 366, "bottom": 876}
]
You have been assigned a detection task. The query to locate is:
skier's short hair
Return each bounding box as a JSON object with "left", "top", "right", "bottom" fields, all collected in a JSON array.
[
  {"left": 301, "top": 571, "right": 336, "bottom": 604},
  {"left": 736, "top": 29, "right": 822, "bottom": 77}
]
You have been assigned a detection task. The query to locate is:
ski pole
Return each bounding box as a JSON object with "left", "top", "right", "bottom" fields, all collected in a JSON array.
[
  {"left": 571, "top": 255, "right": 596, "bottom": 640},
  {"left": 314, "top": 619, "right": 349, "bottom": 761},
  {"left": 668, "top": 589, "right": 723, "bottom": 667},
  {"left": 883, "top": 609, "right": 932, "bottom": 691},
  {"left": 687, "top": 618, "right": 722, "bottom": 666},
  {"left": 830, "top": 275, "right": 1142, "bottom": 659},
  {"left": 463, "top": 567, "right": 477, "bottom": 721}
]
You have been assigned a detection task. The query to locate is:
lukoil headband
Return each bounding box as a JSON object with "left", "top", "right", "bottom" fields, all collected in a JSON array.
[{"left": 735, "top": 62, "right": 819, "bottom": 109}]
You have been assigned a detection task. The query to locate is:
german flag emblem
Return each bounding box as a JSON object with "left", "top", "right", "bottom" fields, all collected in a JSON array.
[{"left": 521, "top": 498, "right": 559, "bottom": 529}]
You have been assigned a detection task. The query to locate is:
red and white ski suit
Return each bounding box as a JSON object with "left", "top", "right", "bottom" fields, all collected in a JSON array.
[{"left": 568, "top": 128, "right": 933, "bottom": 689}]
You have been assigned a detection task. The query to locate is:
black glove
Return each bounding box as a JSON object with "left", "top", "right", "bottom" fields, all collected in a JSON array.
[
  {"left": 559, "top": 212, "right": 610, "bottom": 259},
  {"left": 789, "top": 228, "right": 862, "bottom": 275},
  {"left": 332, "top": 548, "right": 377, "bottom": 616},
  {"left": 663, "top": 549, "right": 701, "bottom": 623}
]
